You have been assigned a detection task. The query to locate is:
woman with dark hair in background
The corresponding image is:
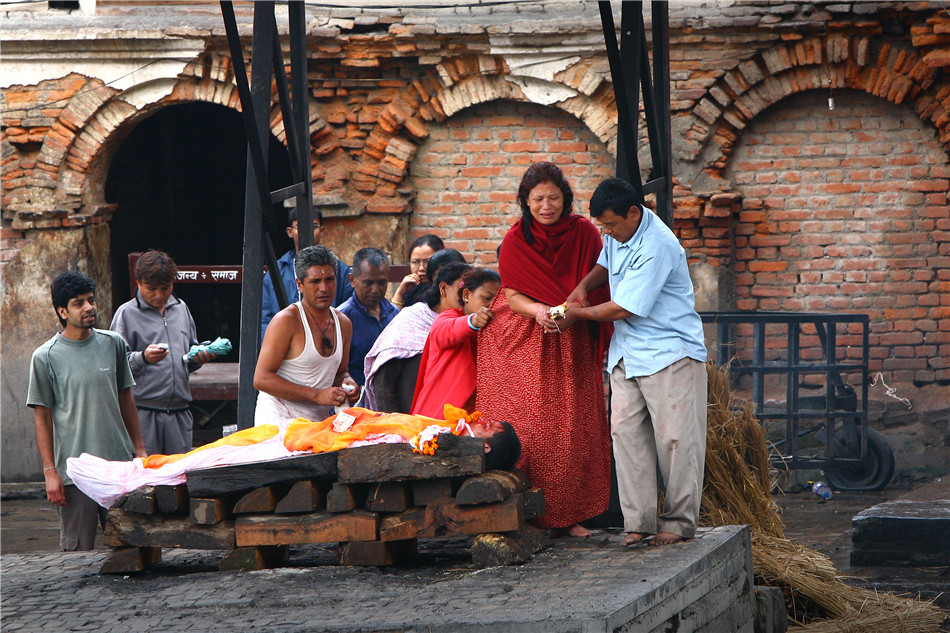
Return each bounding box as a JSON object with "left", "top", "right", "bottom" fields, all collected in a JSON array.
[
  {"left": 391, "top": 234, "right": 444, "bottom": 309},
  {"left": 364, "top": 252, "right": 468, "bottom": 413},
  {"left": 476, "top": 161, "right": 612, "bottom": 537}
]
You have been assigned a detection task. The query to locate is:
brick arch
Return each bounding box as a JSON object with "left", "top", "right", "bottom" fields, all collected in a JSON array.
[
  {"left": 350, "top": 54, "right": 615, "bottom": 210},
  {"left": 19, "top": 51, "right": 331, "bottom": 228},
  {"left": 687, "top": 34, "right": 947, "bottom": 178}
]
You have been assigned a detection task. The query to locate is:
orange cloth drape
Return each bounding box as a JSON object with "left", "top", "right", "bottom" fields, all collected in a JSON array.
[{"left": 284, "top": 404, "right": 476, "bottom": 454}]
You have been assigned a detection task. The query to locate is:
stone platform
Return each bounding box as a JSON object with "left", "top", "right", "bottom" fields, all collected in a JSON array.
[
  {"left": 851, "top": 499, "right": 950, "bottom": 567},
  {"left": 0, "top": 525, "right": 754, "bottom": 633}
]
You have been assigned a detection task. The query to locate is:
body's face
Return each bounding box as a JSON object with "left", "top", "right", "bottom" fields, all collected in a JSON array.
[
  {"left": 527, "top": 181, "right": 565, "bottom": 226},
  {"left": 287, "top": 219, "right": 323, "bottom": 252},
  {"left": 462, "top": 281, "right": 501, "bottom": 315},
  {"left": 137, "top": 281, "right": 174, "bottom": 311},
  {"left": 470, "top": 418, "right": 506, "bottom": 438},
  {"left": 60, "top": 291, "right": 97, "bottom": 332},
  {"left": 594, "top": 206, "right": 642, "bottom": 244},
  {"left": 410, "top": 244, "right": 437, "bottom": 282},
  {"left": 297, "top": 265, "right": 337, "bottom": 310},
  {"left": 351, "top": 261, "right": 389, "bottom": 309}
]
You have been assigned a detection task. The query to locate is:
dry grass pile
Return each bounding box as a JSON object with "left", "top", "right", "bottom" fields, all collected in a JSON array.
[{"left": 701, "top": 363, "right": 946, "bottom": 632}]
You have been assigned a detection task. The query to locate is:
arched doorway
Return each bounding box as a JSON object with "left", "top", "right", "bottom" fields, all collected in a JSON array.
[{"left": 105, "top": 102, "right": 294, "bottom": 360}]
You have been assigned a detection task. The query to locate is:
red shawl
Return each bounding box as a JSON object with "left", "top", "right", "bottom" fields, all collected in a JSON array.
[{"left": 498, "top": 214, "right": 612, "bottom": 349}]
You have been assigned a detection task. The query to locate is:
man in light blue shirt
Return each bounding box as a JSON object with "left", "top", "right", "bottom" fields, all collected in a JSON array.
[{"left": 558, "top": 177, "right": 707, "bottom": 548}]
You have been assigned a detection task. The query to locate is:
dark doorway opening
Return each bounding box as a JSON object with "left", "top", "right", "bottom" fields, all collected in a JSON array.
[{"left": 105, "top": 102, "right": 295, "bottom": 360}]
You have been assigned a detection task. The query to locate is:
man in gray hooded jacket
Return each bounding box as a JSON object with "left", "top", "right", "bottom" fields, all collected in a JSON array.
[{"left": 111, "top": 250, "right": 214, "bottom": 455}]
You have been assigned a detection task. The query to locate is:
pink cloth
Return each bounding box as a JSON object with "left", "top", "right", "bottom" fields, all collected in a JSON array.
[{"left": 363, "top": 302, "right": 437, "bottom": 409}]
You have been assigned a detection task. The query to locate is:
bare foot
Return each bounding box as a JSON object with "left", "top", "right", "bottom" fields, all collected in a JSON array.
[
  {"left": 621, "top": 532, "right": 652, "bottom": 548},
  {"left": 549, "top": 523, "right": 592, "bottom": 538},
  {"left": 648, "top": 532, "right": 684, "bottom": 546}
]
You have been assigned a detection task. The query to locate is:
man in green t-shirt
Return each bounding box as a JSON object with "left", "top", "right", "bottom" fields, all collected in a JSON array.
[{"left": 27, "top": 271, "right": 147, "bottom": 550}]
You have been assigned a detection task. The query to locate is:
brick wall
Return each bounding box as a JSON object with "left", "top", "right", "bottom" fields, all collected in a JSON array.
[
  {"left": 726, "top": 90, "right": 949, "bottom": 383},
  {"left": 407, "top": 100, "right": 614, "bottom": 265}
]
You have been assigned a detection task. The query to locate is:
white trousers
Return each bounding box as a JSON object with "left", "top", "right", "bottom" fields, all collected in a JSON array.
[{"left": 609, "top": 357, "right": 707, "bottom": 538}]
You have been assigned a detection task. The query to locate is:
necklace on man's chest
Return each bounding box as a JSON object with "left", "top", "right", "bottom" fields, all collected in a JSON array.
[{"left": 304, "top": 305, "right": 334, "bottom": 349}]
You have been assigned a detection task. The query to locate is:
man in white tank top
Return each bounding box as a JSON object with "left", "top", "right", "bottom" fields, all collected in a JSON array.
[{"left": 254, "top": 246, "right": 361, "bottom": 427}]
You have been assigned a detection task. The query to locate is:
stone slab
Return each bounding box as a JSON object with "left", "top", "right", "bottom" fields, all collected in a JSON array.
[
  {"left": 0, "top": 526, "right": 754, "bottom": 633},
  {"left": 851, "top": 500, "right": 950, "bottom": 567}
]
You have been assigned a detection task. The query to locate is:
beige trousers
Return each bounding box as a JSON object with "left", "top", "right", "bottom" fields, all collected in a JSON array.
[{"left": 609, "top": 357, "right": 707, "bottom": 538}]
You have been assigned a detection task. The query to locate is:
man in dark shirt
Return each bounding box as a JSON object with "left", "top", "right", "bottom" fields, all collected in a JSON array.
[
  {"left": 261, "top": 208, "right": 353, "bottom": 345},
  {"left": 338, "top": 248, "right": 397, "bottom": 386}
]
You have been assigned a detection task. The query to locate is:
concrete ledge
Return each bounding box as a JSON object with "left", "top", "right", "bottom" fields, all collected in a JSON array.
[{"left": 0, "top": 525, "right": 755, "bottom": 633}]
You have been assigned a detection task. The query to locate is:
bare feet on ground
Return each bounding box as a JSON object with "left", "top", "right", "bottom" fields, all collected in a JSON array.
[
  {"left": 621, "top": 532, "right": 651, "bottom": 547},
  {"left": 649, "top": 532, "right": 684, "bottom": 546},
  {"left": 550, "top": 523, "right": 592, "bottom": 538}
]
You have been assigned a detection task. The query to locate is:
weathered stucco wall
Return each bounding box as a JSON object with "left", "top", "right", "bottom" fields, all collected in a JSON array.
[{"left": 1, "top": 224, "right": 112, "bottom": 480}]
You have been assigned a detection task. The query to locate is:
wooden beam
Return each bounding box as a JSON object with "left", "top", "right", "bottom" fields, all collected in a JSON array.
[
  {"left": 275, "top": 480, "right": 330, "bottom": 514},
  {"left": 326, "top": 482, "right": 368, "bottom": 513},
  {"left": 185, "top": 452, "right": 337, "bottom": 498},
  {"left": 455, "top": 470, "right": 530, "bottom": 506},
  {"left": 337, "top": 435, "right": 484, "bottom": 483},
  {"left": 190, "top": 497, "right": 235, "bottom": 525},
  {"left": 379, "top": 494, "right": 524, "bottom": 541},
  {"left": 471, "top": 525, "right": 547, "bottom": 567},
  {"left": 339, "top": 539, "right": 417, "bottom": 566},
  {"left": 112, "top": 486, "right": 156, "bottom": 515},
  {"left": 233, "top": 486, "right": 286, "bottom": 514},
  {"left": 99, "top": 546, "right": 162, "bottom": 574},
  {"left": 155, "top": 484, "right": 189, "bottom": 515},
  {"left": 411, "top": 478, "right": 456, "bottom": 506},
  {"left": 219, "top": 545, "right": 290, "bottom": 571},
  {"left": 365, "top": 482, "right": 410, "bottom": 513},
  {"left": 235, "top": 509, "right": 378, "bottom": 546},
  {"left": 104, "top": 508, "right": 236, "bottom": 549}
]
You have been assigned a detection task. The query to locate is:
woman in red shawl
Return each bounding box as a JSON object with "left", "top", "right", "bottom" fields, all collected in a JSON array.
[{"left": 477, "top": 162, "right": 612, "bottom": 537}]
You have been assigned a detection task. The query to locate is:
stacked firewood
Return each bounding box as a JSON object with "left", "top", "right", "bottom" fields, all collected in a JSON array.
[{"left": 101, "top": 434, "right": 546, "bottom": 574}]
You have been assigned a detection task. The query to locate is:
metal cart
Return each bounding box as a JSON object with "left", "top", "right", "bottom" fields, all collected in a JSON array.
[{"left": 699, "top": 311, "right": 895, "bottom": 491}]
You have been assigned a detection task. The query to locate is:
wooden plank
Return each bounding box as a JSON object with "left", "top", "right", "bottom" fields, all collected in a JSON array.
[
  {"left": 471, "top": 525, "right": 547, "bottom": 567},
  {"left": 235, "top": 509, "right": 378, "bottom": 546},
  {"left": 233, "top": 486, "right": 287, "bottom": 515},
  {"left": 337, "top": 435, "right": 484, "bottom": 483},
  {"left": 275, "top": 480, "right": 329, "bottom": 514},
  {"left": 339, "top": 539, "right": 417, "bottom": 566},
  {"left": 99, "top": 546, "right": 162, "bottom": 574},
  {"left": 219, "top": 545, "right": 290, "bottom": 571},
  {"left": 365, "top": 482, "right": 410, "bottom": 513},
  {"left": 411, "top": 478, "right": 456, "bottom": 506},
  {"left": 522, "top": 487, "right": 546, "bottom": 519},
  {"left": 326, "top": 482, "right": 368, "bottom": 513},
  {"left": 185, "top": 452, "right": 338, "bottom": 498},
  {"left": 455, "top": 470, "right": 530, "bottom": 506},
  {"left": 155, "top": 484, "right": 189, "bottom": 515},
  {"left": 379, "top": 494, "right": 524, "bottom": 541},
  {"left": 112, "top": 486, "right": 156, "bottom": 515},
  {"left": 190, "top": 497, "right": 235, "bottom": 525},
  {"left": 104, "top": 508, "right": 236, "bottom": 549}
]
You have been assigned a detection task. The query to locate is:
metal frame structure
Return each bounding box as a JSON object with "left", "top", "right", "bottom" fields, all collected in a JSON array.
[
  {"left": 220, "top": 1, "right": 314, "bottom": 428},
  {"left": 700, "top": 311, "right": 872, "bottom": 472},
  {"left": 599, "top": 1, "right": 673, "bottom": 226}
]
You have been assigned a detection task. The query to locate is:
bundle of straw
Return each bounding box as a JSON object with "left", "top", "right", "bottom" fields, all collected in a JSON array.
[{"left": 701, "top": 363, "right": 946, "bottom": 632}]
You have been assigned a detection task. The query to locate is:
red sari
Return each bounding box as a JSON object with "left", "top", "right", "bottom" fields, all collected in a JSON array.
[{"left": 477, "top": 214, "right": 612, "bottom": 529}]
